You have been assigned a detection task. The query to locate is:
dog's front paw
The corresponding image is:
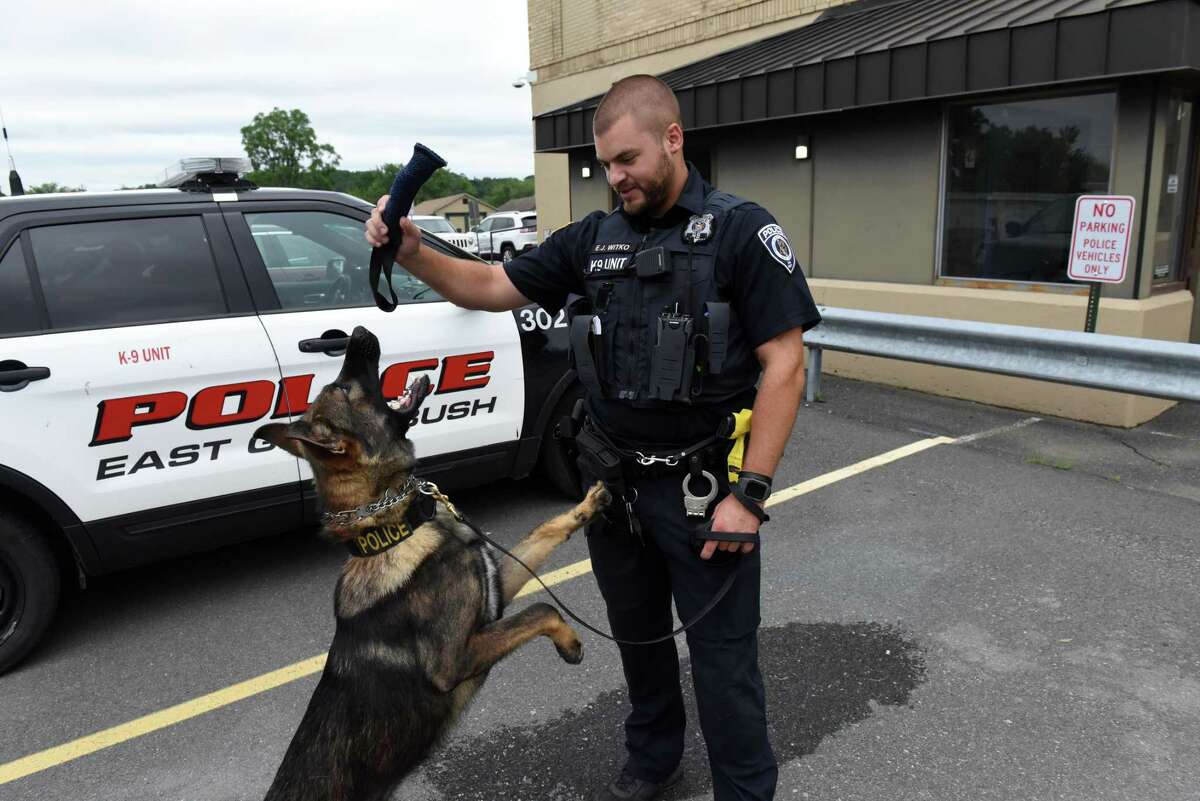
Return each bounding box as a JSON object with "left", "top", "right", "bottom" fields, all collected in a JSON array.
[
  {"left": 555, "top": 632, "right": 584, "bottom": 665},
  {"left": 584, "top": 481, "right": 612, "bottom": 513}
]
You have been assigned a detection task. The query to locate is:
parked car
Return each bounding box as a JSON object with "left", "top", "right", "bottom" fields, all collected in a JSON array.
[
  {"left": 0, "top": 162, "right": 580, "bottom": 674},
  {"left": 411, "top": 214, "right": 478, "bottom": 255},
  {"left": 473, "top": 211, "right": 538, "bottom": 263}
]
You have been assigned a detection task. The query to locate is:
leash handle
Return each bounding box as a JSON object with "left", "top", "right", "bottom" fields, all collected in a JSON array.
[{"left": 370, "top": 143, "right": 447, "bottom": 312}]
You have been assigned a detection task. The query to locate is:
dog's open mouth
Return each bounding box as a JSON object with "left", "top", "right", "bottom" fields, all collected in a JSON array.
[{"left": 388, "top": 375, "right": 433, "bottom": 414}]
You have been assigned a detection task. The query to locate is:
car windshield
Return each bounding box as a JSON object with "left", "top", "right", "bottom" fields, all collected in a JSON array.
[
  {"left": 521, "top": 214, "right": 537, "bottom": 227},
  {"left": 414, "top": 218, "right": 455, "bottom": 234}
]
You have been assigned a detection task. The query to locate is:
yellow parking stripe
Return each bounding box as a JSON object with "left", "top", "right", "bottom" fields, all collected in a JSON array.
[
  {"left": 515, "top": 558, "right": 593, "bottom": 599},
  {"left": 0, "top": 655, "right": 327, "bottom": 785},
  {"left": 766, "top": 436, "right": 954, "bottom": 507},
  {"left": 0, "top": 435, "right": 950, "bottom": 785}
]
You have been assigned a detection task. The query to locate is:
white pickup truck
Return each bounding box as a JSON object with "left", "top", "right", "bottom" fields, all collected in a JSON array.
[{"left": 411, "top": 214, "right": 479, "bottom": 255}]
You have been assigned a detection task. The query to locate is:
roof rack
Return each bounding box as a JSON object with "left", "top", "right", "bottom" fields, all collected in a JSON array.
[{"left": 159, "top": 157, "right": 258, "bottom": 193}]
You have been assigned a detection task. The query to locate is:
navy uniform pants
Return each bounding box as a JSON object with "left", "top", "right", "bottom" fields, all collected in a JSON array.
[{"left": 584, "top": 469, "right": 777, "bottom": 801}]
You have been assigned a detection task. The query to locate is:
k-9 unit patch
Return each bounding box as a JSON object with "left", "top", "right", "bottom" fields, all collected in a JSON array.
[
  {"left": 585, "top": 254, "right": 633, "bottom": 276},
  {"left": 757, "top": 224, "right": 795, "bottom": 273},
  {"left": 683, "top": 213, "right": 714, "bottom": 244}
]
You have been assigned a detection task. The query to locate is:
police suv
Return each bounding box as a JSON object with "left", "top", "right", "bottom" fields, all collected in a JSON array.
[{"left": 0, "top": 161, "right": 579, "bottom": 673}]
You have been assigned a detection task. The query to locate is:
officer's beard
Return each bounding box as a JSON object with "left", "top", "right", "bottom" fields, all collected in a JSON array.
[{"left": 621, "top": 147, "right": 675, "bottom": 218}]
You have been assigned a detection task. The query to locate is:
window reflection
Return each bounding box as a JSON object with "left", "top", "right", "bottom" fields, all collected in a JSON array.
[{"left": 941, "top": 93, "right": 1115, "bottom": 284}]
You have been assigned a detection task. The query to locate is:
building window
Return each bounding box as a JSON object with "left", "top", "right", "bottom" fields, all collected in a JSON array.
[
  {"left": 1150, "top": 90, "right": 1194, "bottom": 284},
  {"left": 940, "top": 93, "right": 1116, "bottom": 284}
]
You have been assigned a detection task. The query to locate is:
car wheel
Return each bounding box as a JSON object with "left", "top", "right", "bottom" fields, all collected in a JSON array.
[
  {"left": 0, "top": 511, "right": 60, "bottom": 675},
  {"left": 538, "top": 385, "right": 584, "bottom": 499},
  {"left": 501, "top": 245, "right": 516, "bottom": 264}
]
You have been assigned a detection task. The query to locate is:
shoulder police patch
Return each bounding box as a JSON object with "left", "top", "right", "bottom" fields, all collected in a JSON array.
[{"left": 757, "top": 224, "right": 795, "bottom": 273}]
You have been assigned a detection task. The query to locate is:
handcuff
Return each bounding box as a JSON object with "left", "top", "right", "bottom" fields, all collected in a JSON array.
[{"left": 681, "top": 461, "right": 771, "bottom": 560}]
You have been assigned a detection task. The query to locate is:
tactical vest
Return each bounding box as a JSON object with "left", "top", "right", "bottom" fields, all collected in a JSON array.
[{"left": 568, "top": 190, "right": 759, "bottom": 408}]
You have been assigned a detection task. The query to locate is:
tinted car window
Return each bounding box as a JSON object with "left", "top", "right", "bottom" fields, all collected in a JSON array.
[
  {"left": 29, "top": 217, "right": 228, "bottom": 330},
  {"left": 0, "top": 241, "right": 41, "bottom": 336},
  {"left": 246, "top": 211, "right": 442, "bottom": 309}
]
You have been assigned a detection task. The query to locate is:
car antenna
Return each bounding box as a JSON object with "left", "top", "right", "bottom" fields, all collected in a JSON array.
[{"left": 1, "top": 104, "right": 24, "bottom": 196}]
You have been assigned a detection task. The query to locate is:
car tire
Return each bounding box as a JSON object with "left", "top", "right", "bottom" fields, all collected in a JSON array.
[
  {"left": 0, "top": 511, "right": 60, "bottom": 675},
  {"left": 538, "top": 385, "right": 584, "bottom": 499},
  {"left": 501, "top": 245, "right": 516, "bottom": 264}
]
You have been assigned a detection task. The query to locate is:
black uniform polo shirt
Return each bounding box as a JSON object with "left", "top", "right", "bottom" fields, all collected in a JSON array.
[{"left": 504, "top": 164, "right": 821, "bottom": 447}]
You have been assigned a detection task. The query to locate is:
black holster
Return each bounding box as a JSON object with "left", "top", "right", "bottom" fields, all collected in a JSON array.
[{"left": 573, "top": 421, "right": 628, "bottom": 498}]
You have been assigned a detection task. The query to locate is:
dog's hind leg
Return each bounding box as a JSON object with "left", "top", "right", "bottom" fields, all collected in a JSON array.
[
  {"left": 430, "top": 602, "right": 583, "bottom": 691},
  {"left": 498, "top": 482, "right": 611, "bottom": 603}
]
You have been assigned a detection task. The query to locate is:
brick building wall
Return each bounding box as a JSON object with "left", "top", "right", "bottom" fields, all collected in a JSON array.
[{"left": 528, "top": 0, "right": 849, "bottom": 83}]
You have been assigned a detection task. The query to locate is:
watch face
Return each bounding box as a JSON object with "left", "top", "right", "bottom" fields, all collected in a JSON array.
[{"left": 743, "top": 479, "right": 769, "bottom": 501}]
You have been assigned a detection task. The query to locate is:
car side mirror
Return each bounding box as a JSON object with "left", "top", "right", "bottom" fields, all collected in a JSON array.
[{"left": 1004, "top": 221, "right": 1022, "bottom": 237}]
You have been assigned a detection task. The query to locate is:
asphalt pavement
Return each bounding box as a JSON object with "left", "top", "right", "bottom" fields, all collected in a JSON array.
[{"left": 2, "top": 375, "right": 1198, "bottom": 801}]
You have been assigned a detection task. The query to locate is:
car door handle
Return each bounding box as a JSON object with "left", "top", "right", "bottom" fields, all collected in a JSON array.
[
  {"left": 0, "top": 364, "right": 51, "bottom": 391},
  {"left": 298, "top": 331, "right": 350, "bottom": 356}
]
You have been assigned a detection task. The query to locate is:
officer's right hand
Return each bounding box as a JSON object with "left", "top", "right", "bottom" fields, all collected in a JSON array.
[{"left": 365, "top": 195, "right": 422, "bottom": 263}]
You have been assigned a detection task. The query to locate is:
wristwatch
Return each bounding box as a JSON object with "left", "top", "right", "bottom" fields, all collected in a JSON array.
[{"left": 736, "top": 471, "right": 773, "bottom": 503}]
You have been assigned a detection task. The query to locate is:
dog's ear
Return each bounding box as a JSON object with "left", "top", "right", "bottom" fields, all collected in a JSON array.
[
  {"left": 253, "top": 421, "right": 348, "bottom": 459},
  {"left": 388, "top": 375, "right": 433, "bottom": 435}
]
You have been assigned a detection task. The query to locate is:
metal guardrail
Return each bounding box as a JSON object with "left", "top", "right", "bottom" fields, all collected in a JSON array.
[{"left": 803, "top": 306, "right": 1200, "bottom": 404}]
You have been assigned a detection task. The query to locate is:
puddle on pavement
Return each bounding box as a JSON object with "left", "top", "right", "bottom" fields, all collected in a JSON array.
[{"left": 419, "top": 621, "right": 925, "bottom": 800}]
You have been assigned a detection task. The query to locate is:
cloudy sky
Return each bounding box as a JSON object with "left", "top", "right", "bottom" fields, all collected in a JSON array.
[{"left": 1, "top": 1, "right": 535, "bottom": 192}]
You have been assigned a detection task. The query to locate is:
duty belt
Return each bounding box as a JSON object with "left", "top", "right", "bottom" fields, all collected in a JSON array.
[{"left": 572, "top": 407, "right": 753, "bottom": 484}]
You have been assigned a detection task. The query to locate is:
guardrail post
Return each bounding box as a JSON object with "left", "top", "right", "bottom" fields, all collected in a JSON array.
[{"left": 805, "top": 345, "right": 823, "bottom": 403}]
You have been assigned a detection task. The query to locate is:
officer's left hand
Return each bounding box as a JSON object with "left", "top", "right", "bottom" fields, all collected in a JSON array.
[{"left": 701, "top": 493, "right": 760, "bottom": 560}]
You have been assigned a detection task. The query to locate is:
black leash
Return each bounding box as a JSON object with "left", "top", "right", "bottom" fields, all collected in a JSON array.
[
  {"left": 328, "top": 466, "right": 755, "bottom": 644},
  {"left": 416, "top": 480, "right": 748, "bottom": 647},
  {"left": 465, "top": 514, "right": 739, "bottom": 647}
]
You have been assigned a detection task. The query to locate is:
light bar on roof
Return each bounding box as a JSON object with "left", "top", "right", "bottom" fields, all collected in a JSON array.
[{"left": 159, "top": 157, "right": 251, "bottom": 188}]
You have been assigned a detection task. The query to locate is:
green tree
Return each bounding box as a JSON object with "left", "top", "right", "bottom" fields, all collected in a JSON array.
[
  {"left": 28, "top": 182, "right": 85, "bottom": 194},
  {"left": 329, "top": 163, "right": 403, "bottom": 203},
  {"left": 240, "top": 108, "right": 341, "bottom": 189},
  {"left": 475, "top": 176, "right": 534, "bottom": 207},
  {"left": 327, "top": 165, "right": 536, "bottom": 210}
]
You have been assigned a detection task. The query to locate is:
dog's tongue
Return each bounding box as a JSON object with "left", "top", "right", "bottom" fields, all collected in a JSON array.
[{"left": 387, "top": 375, "right": 431, "bottom": 413}]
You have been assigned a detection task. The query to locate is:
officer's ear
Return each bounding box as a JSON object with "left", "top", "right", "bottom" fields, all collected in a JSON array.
[{"left": 664, "top": 122, "right": 684, "bottom": 155}]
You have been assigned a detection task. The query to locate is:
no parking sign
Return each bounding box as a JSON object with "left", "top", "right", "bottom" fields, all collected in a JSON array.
[
  {"left": 1068, "top": 195, "right": 1135, "bottom": 284},
  {"left": 1067, "top": 195, "right": 1135, "bottom": 331}
]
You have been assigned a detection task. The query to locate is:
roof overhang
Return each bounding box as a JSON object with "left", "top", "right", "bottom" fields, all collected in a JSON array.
[{"left": 534, "top": 0, "right": 1200, "bottom": 153}]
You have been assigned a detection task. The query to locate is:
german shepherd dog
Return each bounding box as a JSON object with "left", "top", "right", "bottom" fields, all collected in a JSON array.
[{"left": 253, "top": 326, "right": 610, "bottom": 801}]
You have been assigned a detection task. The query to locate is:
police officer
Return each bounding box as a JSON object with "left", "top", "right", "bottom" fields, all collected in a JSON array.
[{"left": 366, "top": 74, "right": 820, "bottom": 801}]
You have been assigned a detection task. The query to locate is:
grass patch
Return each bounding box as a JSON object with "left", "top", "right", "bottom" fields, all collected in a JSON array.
[{"left": 1025, "top": 453, "right": 1074, "bottom": 471}]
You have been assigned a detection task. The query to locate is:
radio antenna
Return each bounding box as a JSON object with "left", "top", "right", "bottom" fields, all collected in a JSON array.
[{"left": 1, "top": 105, "right": 24, "bottom": 195}]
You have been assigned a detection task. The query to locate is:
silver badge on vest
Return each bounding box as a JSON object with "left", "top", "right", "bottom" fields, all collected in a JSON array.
[{"left": 683, "top": 212, "right": 714, "bottom": 244}]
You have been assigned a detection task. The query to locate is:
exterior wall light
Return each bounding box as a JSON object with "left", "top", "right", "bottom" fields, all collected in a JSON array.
[
  {"left": 795, "top": 135, "right": 810, "bottom": 160},
  {"left": 581, "top": 164, "right": 591, "bottom": 179}
]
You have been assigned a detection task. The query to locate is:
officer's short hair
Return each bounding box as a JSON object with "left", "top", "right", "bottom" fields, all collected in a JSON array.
[{"left": 593, "top": 75, "right": 682, "bottom": 139}]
